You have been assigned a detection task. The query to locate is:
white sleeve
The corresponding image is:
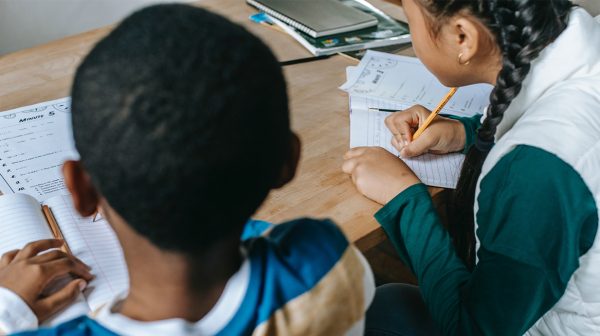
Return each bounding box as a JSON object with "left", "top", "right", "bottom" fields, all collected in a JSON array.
[
  {"left": 0, "top": 287, "right": 38, "bottom": 334},
  {"left": 346, "top": 246, "right": 376, "bottom": 336}
]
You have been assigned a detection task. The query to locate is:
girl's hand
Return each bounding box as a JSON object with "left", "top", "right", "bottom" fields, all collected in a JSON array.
[
  {"left": 342, "top": 147, "right": 420, "bottom": 205},
  {"left": 385, "top": 105, "right": 466, "bottom": 157},
  {"left": 0, "top": 239, "right": 93, "bottom": 323}
]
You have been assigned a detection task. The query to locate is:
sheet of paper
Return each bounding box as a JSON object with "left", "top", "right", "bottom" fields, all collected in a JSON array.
[
  {"left": 44, "top": 195, "right": 129, "bottom": 311},
  {"left": 0, "top": 98, "right": 78, "bottom": 202},
  {"left": 0, "top": 193, "right": 53, "bottom": 253},
  {"left": 350, "top": 95, "right": 465, "bottom": 189},
  {"left": 0, "top": 193, "right": 91, "bottom": 323},
  {"left": 341, "top": 50, "right": 493, "bottom": 117}
]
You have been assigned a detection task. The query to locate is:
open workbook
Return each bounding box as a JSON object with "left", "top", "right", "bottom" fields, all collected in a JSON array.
[
  {"left": 341, "top": 51, "right": 494, "bottom": 189},
  {"left": 0, "top": 193, "right": 128, "bottom": 325}
]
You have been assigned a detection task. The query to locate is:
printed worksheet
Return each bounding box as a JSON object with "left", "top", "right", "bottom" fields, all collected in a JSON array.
[
  {"left": 349, "top": 95, "right": 465, "bottom": 188},
  {"left": 0, "top": 98, "right": 78, "bottom": 201},
  {"left": 341, "top": 50, "right": 493, "bottom": 117}
]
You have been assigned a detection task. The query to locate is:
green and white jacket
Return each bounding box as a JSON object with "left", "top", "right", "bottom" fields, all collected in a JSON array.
[{"left": 376, "top": 8, "right": 600, "bottom": 335}]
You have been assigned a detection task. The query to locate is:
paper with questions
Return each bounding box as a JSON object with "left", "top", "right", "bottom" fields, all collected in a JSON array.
[
  {"left": 341, "top": 50, "right": 492, "bottom": 117},
  {"left": 0, "top": 98, "right": 78, "bottom": 201}
]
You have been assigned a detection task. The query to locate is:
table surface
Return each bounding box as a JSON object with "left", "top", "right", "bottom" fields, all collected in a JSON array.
[{"left": 0, "top": 0, "right": 433, "bottom": 251}]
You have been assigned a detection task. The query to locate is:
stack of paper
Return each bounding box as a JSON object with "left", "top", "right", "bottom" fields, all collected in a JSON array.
[{"left": 340, "top": 51, "right": 493, "bottom": 188}]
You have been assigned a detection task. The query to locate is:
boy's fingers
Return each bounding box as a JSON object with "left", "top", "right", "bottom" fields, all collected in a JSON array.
[
  {"left": 29, "top": 250, "right": 68, "bottom": 263},
  {"left": 0, "top": 249, "right": 20, "bottom": 266},
  {"left": 37, "top": 279, "right": 86, "bottom": 322},
  {"left": 31, "top": 251, "right": 91, "bottom": 271},
  {"left": 14, "top": 239, "right": 63, "bottom": 260},
  {"left": 41, "top": 258, "right": 94, "bottom": 286}
]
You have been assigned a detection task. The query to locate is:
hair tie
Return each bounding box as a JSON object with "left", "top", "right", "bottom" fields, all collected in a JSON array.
[{"left": 475, "top": 134, "right": 494, "bottom": 152}]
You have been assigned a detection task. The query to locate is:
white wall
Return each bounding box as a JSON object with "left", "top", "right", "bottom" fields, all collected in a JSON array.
[{"left": 0, "top": 0, "right": 194, "bottom": 55}]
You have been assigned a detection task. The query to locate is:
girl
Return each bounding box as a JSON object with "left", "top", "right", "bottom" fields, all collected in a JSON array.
[{"left": 343, "top": 0, "right": 600, "bottom": 335}]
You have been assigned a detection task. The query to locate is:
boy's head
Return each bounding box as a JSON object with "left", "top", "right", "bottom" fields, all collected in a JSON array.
[{"left": 64, "top": 4, "right": 299, "bottom": 254}]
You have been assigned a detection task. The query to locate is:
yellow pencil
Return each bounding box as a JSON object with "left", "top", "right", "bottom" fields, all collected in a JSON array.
[{"left": 412, "top": 87, "right": 458, "bottom": 140}]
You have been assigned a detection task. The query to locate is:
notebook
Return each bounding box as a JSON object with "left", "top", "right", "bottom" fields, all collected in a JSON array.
[
  {"left": 0, "top": 193, "right": 128, "bottom": 325},
  {"left": 341, "top": 51, "right": 494, "bottom": 188},
  {"left": 246, "top": 0, "right": 378, "bottom": 38}
]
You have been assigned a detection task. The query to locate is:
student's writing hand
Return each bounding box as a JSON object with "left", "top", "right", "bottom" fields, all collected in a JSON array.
[
  {"left": 385, "top": 105, "right": 466, "bottom": 157},
  {"left": 343, "top": 147, "right": 420, "bottom": 205},
  {"left": 0, "top": 239, "right": 93, "bottom": 323}
]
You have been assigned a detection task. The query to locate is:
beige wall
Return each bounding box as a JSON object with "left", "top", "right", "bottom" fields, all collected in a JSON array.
[
  {"left": 574, "top": 0, "right": 600, "bottom": 16},
  {"left": 0, "top": 0, "right": 195, "bottom": 55},
  {"left": 0, "top": 0, "right": 598, "bottom": 56}
]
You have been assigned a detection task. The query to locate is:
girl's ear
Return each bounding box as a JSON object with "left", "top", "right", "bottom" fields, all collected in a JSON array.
[
  {"left": 62, "top": 160, "right": 100, "bottom": 217},
  {"left": 448, "top": 16, "right": 483, "bottom": 65},
  {"left": 274, "top": 133, "right": 301, "bottom": 189}
]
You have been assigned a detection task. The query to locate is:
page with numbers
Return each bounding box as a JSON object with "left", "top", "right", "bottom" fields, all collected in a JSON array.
[{"left": 0, "top": 97, "right": 78, "bottom": 202}]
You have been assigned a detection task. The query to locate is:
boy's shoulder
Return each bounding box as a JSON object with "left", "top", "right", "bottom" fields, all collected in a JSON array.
[
  {"left": 13, "top": 316, "right": 116, "bottom": 336},
  {"left": 243, "top": 218, "right": 351, "bottom": 271},
  {"left": 223, "top": 218, "right": 372, "bottom": 335}
]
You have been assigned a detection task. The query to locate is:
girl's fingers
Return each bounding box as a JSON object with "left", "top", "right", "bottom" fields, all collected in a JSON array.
[
  {"left": 400, "top": 132, "right": 438, "bottom": 157},
  {"left": 343, "top": 147, "right": 367, "bottom": 160},
  {"left": 342, "top": 158, "right": 358, "bottom": 174}
]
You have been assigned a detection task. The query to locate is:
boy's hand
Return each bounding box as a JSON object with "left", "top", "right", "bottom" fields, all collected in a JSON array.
[
  {"left": 0, "top": 239, "right": 93, "bottom": 323},
  {"left": 343, "top": 147, "right": 420, "bottom": 205},
  {"left": 385, "top": 105, "right": 466, "bottom": 157}
]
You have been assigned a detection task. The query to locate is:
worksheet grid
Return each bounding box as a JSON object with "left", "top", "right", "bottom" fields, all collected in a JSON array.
[{"left": 357, "top": 96, "right": 465, "bottom": 189}]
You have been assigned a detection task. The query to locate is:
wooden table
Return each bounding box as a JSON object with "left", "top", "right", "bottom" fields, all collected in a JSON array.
[{"left": 0, "top": 0, "right": 434, "bottom": 252}]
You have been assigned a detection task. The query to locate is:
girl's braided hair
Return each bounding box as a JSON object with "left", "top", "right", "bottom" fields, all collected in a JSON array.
[{"left": 416, "top": 0, "right": 573, "bottom": 268}]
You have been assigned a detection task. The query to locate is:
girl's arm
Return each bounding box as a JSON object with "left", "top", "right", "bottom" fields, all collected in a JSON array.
[{"left": 376, "top": 145, "right": 597, "bottom": 335}]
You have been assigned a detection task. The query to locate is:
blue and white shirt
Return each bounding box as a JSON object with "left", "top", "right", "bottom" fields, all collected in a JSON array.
[{"left": 1, "top": 219, "right": 375, "bottom": 335}]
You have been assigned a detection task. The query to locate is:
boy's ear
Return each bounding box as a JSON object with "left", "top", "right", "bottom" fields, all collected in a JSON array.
[
  {"left": 274, "top": 132, "right": 301, "bottom": 189},
  {"left": 62, "top": 160, "right": 100, "bottom": 217}
]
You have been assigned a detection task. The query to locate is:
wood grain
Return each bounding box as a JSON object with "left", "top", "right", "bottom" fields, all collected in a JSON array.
[{"left": 0, "top": 0, "right": 438, "bottom": 252}]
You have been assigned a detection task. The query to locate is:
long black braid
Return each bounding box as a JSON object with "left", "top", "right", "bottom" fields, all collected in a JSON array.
[{"left": 417, "top": 0, "right": 573, "bottom": 268}]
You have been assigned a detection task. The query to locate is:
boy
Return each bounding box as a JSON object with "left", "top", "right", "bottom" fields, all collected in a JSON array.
[{"left": 0, "top": 4, "right": 374, "bottom": 335}]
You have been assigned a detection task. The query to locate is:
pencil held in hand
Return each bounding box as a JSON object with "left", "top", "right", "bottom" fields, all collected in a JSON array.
[{"left": 412, "top": 87, "right": 458, "bottom": 140}]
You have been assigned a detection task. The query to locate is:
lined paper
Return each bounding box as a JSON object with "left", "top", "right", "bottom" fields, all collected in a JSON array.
[
  {"left": 0, "top": 193, "right": 91, "bottom": 324},
  {"left": 44, "top": 195, "right": 129, "bottom": 311},
  {"left": 0, "top": 193, "right": 53, "bottom": 253},
  {"left": 350, "top": 96, "right": 465, "bottom": 189}
]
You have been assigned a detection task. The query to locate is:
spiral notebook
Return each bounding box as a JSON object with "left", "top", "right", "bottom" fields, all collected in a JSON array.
[{"left": 246, "top": 0, "right": 377, "bottom": 38}]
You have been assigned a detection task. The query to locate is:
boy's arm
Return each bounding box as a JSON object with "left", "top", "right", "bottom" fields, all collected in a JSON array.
[
  {"left": 0, "top": 287, "right": 38, "bottom": 334},
  {"left": 239, "top": 219, "right": 375, "bottom": 336},
  {"left": 346, "top": 246, "right": 376, "bottom": 336}
]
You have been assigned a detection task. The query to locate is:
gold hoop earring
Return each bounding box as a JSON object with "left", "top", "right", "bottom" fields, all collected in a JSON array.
[{"left": 458, "top": 53, "right": 471, "bottom": 65}]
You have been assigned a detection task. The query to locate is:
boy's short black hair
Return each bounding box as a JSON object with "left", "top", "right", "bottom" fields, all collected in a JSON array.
[{"left": 71, "top": 4, "right": 290, "bottom": 254}]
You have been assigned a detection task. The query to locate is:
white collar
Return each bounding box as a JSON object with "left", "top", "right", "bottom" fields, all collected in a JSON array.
[
  {"left": 93, "top": 259, "right": 250, "bottom": 336},
  {"left": 494, "top": 8, "right": 600, "bottom": 140}
]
